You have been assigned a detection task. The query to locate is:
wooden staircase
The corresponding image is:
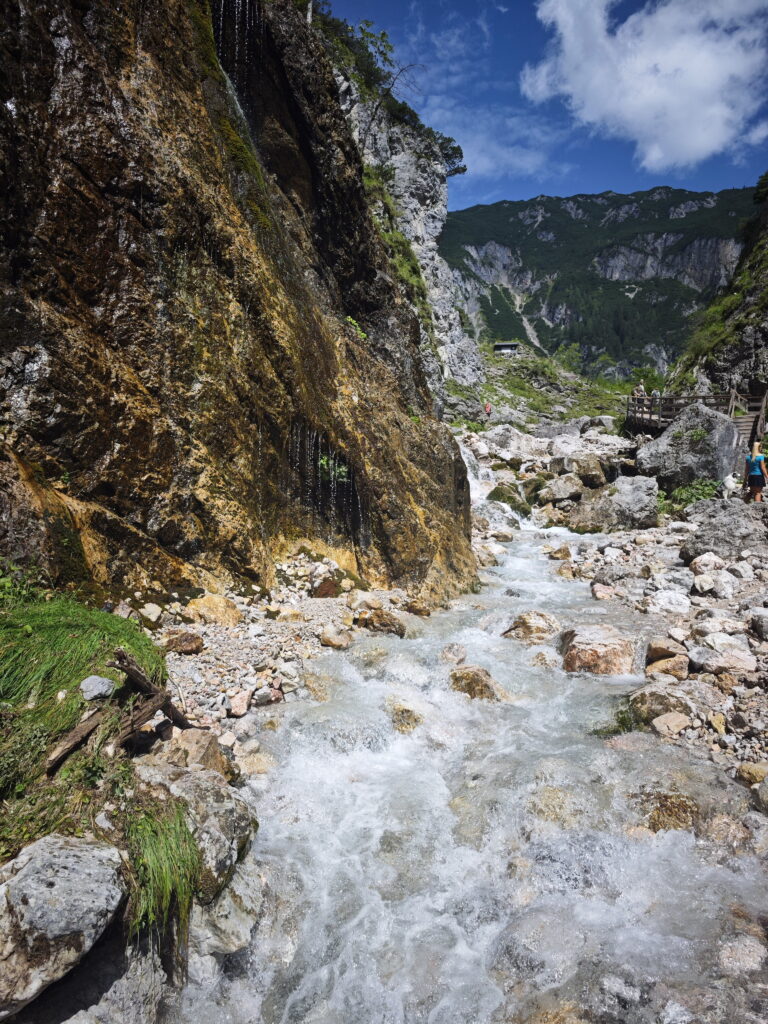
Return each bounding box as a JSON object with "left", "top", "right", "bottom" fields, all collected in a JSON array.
[
  {"left": 626, "top": 389, "right": 768, "bottom": 463},
  {"left": 731, "top": 392, "right": 768, "bottom": 452}
]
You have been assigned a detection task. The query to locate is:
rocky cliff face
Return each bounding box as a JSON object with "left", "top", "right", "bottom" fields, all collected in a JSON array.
[
  {"left": 337, "top": 80, "right": 483, "bottom": 387},
  {"left": 0, "top": 0, "right": 475, "bottom": 600},
  {"left": 439, "top": 187, "right": 753, "bottom": 375},
  {"left": 672, "top": 185, "right": 768, "bottom": 394}
]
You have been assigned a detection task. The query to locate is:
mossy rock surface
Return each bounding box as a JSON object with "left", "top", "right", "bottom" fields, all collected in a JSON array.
[{"left": 486, "top": 484, "right": 531, "bottom": 518}]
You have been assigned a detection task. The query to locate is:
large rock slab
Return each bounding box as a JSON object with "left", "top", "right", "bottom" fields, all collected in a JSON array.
[
  {"left": 537, "top": 473, "right": 585, "bottom": 505},
  {"left": 687, "top": 644, "right": 757, "bottom": 676},
  {"left": 645, "top": 589, "right": 691, "bottom": 617},
  {"left": 560, "top": 626, "right": 635, "bottom": 675},
  {"left": 188, "top": 857, "right": 264, "bottom": 974},
  {"left": 134, "top": 765, "right": 256, "bottom": 904},
  {"left": 549, "top": 454, "right": 607, "bottom": 488},
  {"left": 629, "top": 683, "right": 696, "bottom": 723},
  {"left": 0, "top": 836, "right": 125, "bottom": 1020},
  {"left": 568, "top": 476, "right": 659, "bottom": 532},
  {"left": 164, "top": 729, "right": 231, "bottom": 777},
  {"left": 636, "top": 402, "right": 739, "bottom": 491},
  {"left": 681, "top": 500, "right": 768, "bottom": 563}
]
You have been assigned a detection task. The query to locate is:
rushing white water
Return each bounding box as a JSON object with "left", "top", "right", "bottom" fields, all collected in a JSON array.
[
  {"left": 457, "top": 441, "right": 495, "bottom": 503},
  {"left": 175, "top": 533, "right": 768, "bottom": 1024}
]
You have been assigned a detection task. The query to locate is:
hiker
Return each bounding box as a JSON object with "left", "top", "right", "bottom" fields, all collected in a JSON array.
[
  {"left": 744, "top": 441, "right": 768, "bottom": 502},
  {"left": 632, "top": 380, "right": 646, "bottom": 398},
  {"left": 485, "top": 401, "right": 492, "bottom": 421}
]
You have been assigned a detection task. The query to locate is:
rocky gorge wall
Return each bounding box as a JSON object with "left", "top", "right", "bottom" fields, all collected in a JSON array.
[
  {"left": 672, "top": 184, "right": 768, "bottom": 394},
  {"left": 337, "top": 79, "right": 484, "bottom": 388},
  {"left": 0, "top": 0, "right": 475, "bottom": 601}
]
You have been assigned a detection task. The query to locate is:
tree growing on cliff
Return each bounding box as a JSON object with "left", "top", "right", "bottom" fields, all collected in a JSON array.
[{"left": 312, "top": 2, "right": 466, "bottom": 177}]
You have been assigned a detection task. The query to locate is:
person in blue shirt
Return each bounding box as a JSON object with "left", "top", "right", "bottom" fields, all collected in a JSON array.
[{"left": 744, "top": 441, "right": 768, "bottom": 502}]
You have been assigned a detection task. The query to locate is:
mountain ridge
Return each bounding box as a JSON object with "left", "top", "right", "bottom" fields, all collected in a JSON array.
[{"left": 438, "top": 185, "right": 753, "bottom": 376}]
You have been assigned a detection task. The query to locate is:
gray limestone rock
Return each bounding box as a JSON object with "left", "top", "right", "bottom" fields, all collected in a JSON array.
[
  {"left": 681, "top": 500, "right": 768, "bottom": 563},
  {"left": 188, "top": 856, "right": 264, "bottom": 965},
  {"left": 337, "top": 74, "right": 482, "bottom": 389},
  {"left": 0, "top": 835, "right": 125, "bottom": 1020},
  {"left": 538, "top": 473, "right": 586, "bottom": 505},
  {"left": 636, "top": 403, "right": 739, "bottom": 490},
  {"left": 569, "top": 475, "right": 659, "bottom": 532},
  {"left": 79, "top": 675, "right": 116, "bottom": 701}
]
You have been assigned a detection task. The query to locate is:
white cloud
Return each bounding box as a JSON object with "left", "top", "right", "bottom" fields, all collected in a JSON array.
[
  {"left": 521, "top": 0, "right": 768, "bottom": 172},
  {"left": 421, "top": 96, "right": 572, "bottom": 181}
]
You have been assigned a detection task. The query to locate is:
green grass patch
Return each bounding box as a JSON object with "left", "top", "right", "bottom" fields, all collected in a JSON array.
[
  {"left": 0, "top": 597, "right": 165, "bottom": 735},
  {"left": 658, "top": 478, "right": 720, "bottom": 516},
  {"left": 125, "top": 801, "right": 201, "bottom": 943}
]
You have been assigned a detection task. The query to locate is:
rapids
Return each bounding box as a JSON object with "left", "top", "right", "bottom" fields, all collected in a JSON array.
[{"left": 174, "top": 531, "right": 768, "bottom": 1024}]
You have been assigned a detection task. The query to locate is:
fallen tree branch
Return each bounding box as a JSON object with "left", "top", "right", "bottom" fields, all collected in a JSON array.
[
  {"left": 46, "top": 648, "right": 195, "bottom": 775},
  {"left": 112, "top": 692, "right": 169, "bottom": 746},
  {"left": 45, "top": 710, "right": 103, "bottom": 775},
  {"left": 108, "top": 648, "right": 193, "bottom": 729}
]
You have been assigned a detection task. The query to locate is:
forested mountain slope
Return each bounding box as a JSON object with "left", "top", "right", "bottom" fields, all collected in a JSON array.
[{"left": 439, "top": 187, "right": 753, "bottom": 375}]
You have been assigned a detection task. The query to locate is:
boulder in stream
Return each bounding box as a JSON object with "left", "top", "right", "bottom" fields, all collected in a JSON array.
[
  {"left": 568, "top": 476, "right": 659, "bottom": 533},
  {"left": 560, "top": 625, "right": 635, "bottom": 675},
  {"left": 356, "top": 608, "right": 406, "bottom": 637},
  {"left": 503, "top": 610, "right": 561, "bottom": 644},
  {"left": 537, "top": 474, "right": 586, "bottom": 505},
  {"left": 450, "top": 666, "right": 509, "bottom": 702}
]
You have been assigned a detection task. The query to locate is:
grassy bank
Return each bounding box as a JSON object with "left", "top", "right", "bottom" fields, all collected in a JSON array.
[{"left": 0, "top": 565, "right": 199, "bottom": 941}]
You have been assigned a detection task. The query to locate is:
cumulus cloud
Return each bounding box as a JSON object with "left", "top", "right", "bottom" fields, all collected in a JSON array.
[
  {"left": 521, "top": 0, "right": 768, "bottom": 171},
  {"left": 421, "top": 96, "right": 572, "bottom": 181}
]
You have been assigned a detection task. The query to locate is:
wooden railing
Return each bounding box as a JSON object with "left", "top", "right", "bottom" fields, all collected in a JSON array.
[
  {"left": 625, "top": 392, "right": 736, "bottom": 430},
  {"left": 626, "top": 389, "right": 768, "bottom": 446}
]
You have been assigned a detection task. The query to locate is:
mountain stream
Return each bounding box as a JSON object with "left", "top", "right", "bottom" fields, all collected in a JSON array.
[{"left": 174, "top": 531, "right": 768, "bottom": 1024}]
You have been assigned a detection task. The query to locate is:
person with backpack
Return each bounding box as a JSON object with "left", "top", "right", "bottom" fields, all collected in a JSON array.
[{"left": 744, "top": 441, "right": 768, "bottom": 502}]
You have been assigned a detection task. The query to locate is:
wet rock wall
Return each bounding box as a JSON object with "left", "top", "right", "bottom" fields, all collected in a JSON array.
[{"left": 0, "top": 0, "right": 475, "bottom": 600}]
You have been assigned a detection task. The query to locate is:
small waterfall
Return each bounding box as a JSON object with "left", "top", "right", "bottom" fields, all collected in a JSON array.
[
  {"left": 213, "top": 0, "right": 265, "bottom": 120},
  {"left": 457, "top": 440, "right": 495, "bottom": 502}
]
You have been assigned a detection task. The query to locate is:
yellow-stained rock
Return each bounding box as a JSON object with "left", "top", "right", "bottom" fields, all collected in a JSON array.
[
  {"left": 388, "top": 701, "right": 424, "bottom": 734},
  {"left": 186, "top": 594, "right": 242, "bottom": 627},
  {"left": 645, "top": 654, "right": 689, "bottom": 680},
  {"left": 450, "top": 666, "right": 509, "bottom": 702},
  {"left": 708, "top": 711, "right": 727, "bottom": 735},
  {"left": 736, "top": 762, "right": 768, "bottom": 786},
  {"left": 503, "top": 610, "right": 561, "bottom": 644}
]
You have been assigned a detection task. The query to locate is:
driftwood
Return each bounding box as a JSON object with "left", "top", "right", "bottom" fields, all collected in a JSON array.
[
  {"left": 112, "top": 692, "right": 169, "bottom": 746},
  {"left": 46, "top": 710, "right": 104, "bottom": 775},
  {"left": 107, "top": 648, "right": 193, "bottom": 729},
  {"left": 45, "top": 648, "right": 193, "bottom": 775}
]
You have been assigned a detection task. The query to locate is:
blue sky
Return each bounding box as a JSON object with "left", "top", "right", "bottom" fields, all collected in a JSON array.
[{"left": 329, "top": 0, "right": 768, "bottom": 210}]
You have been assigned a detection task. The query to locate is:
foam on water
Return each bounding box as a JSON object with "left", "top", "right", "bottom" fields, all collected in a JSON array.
[{"left": 172, "top": 533, "right": 768, "bottom": 1024}]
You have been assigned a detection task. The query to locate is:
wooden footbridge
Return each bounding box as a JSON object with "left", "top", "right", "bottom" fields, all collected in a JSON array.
[{"left": 625, "top": 390, "right": 768, "bottom": 450}]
